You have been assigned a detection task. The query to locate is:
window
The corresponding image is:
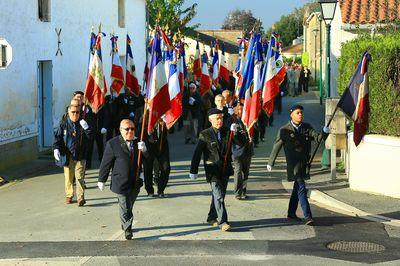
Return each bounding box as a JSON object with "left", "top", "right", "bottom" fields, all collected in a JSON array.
[
  {"left": 118, "top": 0, "right": 125, "bottom": 28},
  {"left": 0, "top": 44, "right": 7, "bottom": 67},
  {"left": 38, "top": 0, "right": 51, "bottom": 22}
]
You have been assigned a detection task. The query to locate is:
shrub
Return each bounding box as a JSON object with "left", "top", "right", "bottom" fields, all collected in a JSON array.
[{"left": 337, "top": 33, "right": 400, "bottom": 137}]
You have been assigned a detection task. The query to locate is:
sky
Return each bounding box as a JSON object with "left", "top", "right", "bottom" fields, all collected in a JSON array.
[{"left": 184, "top": 0, "right": 311, "bottom": 30}]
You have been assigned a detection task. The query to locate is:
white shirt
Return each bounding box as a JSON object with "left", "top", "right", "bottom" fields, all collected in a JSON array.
[{"left": 291, "top": 121, "right": 302, "bottom": 131}]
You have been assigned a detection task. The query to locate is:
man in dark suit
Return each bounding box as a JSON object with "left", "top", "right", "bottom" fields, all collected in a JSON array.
[
  {"left": 267, "top": 105, "right": 329, "bottom": 226},
  {"left": 227, "top": 103, "right": 254, "bottom": 200},
  {"left": 189, "top": 108, "right": 244, "bottom": 232},
  {"left": 97, "top": 119, "right": 148, "bottom": 240}
]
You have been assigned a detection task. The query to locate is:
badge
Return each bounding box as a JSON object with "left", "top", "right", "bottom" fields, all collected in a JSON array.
[{"left": 290, "top": 133, "right": 295, "bottom": 138}]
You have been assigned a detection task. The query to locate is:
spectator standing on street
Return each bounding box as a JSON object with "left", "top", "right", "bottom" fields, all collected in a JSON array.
[
  {"left": 266, "top": 105, "right": 330, "bottom": 225},
  {"left": 97, "top": 119, "right": 147, "bottom": 240},
  {"left": 302, "top": 66, "right": 311, "bottom": 93},
  {"left": 287, "top": 65, "right": 296, "bottom": 97},
  {"left": 294, "top": 65, "right": 301, "bottom": 96},
  {"left": 53, "top": 104, "right": 93, "bottom": 206}
]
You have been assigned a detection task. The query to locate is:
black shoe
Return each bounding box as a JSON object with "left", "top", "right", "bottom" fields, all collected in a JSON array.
[
  {"left": 147, "top": 193, "right": 155, "bottom": 198},
  {"left": 124, "top": 226, "right": 133, "bottom": 240},
  {"left": 242, "top": 194, "right": 248, "bottom": 199},
  {"left": 260, "top": 138, "right": 265, "bottom": 142},
  {"left": 287, "top": 215, "right": 302, "bottom": 222},
  {"left": 305, "top": 218, "right": 314, "bottom": 226},
  {"left": 158, "top": 193, "right": 165, "bottom": 198},
  {"left": 235, "top": 195, "right": 242, "bottom": 200}
]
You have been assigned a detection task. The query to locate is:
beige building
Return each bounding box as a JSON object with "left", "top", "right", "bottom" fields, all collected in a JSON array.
[
  {"left": 303, "top": 12, "right": 327, "bottom": 85},
  {"left": 184, "top": 29, "right": 241, "bottom": 78}
]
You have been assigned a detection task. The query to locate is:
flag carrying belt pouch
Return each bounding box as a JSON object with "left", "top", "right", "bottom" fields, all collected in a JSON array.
[{"left": 55, "top": 128, "right": 68, "bottom": 168}]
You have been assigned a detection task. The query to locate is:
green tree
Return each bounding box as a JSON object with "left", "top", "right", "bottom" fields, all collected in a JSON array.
[
  {"left": 265, "top": 1, "right": 319, "bottom": 46},
  {"left": 146, "top": 0, "right": 199, "bottom": 39},
  {"left": 221, "top": 9, "right": 263, "bottom": 37}
]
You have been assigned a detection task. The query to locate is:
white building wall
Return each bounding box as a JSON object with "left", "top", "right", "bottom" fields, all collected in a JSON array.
[
  {"left": 0, "top": 0, "right": 146, "bottom": 145},
  {"left": 330, "top": 5, "right": 357, "bottom": 96}
]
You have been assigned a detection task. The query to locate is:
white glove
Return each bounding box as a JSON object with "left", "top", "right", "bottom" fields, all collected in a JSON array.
[
  {"left": 189, "top": 97, "right": 195, "bottom": 105},
  {"left": 124, "top": 98, "right": 128, "bottom": 104},
  {"left": 280, "top": 91, "right": 284, "bottom": 96},
  {"left": 230, "top": 123, "right": 238, "bottom": 133},
  {"left": 129, "top": 112, "right": 135, "bottom": 118},
  {"left": 100, "top": 128, "right": 107, "bottom": 134},
  {"left": 139, "top": 172, "right": 144, "bottom": 181},
  {"left": 211, "top": 85, "right": 217, "bottom": 91},
  {"left": 80, "top": 119, "right": 89, "bottom": 130},
  {"left": 189, "top": 173, "right": 198, "bottom": 180},
  {"left": 267, "top": 165, "right": 272, "bottom": 172},
  {"left": 138, "top": 141, "right": 147, "bottom": 152},
  {"left": 323, "top": 126, "right": 330, "bottom": 134},
  {"left": 228, "top": 107, "right": 234, "bottom": 115},
  {"left": 54, "top": 149, "right": 61, "bottom": 161},
  {"left": 97, "top": 182, "right": 105, "bottom": 191}
]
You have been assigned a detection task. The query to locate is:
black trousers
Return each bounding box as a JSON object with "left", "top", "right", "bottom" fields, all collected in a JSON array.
[
  {"left": 143, "top": 152, "right": 170, "bottom": 194},
  {"left": 87, "top": 132, "right": 104, "bottom": 167}
]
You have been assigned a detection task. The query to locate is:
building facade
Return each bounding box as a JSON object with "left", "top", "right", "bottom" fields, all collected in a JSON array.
[{"left": 0, "top": 0, "right": 147, "bottom": 171}]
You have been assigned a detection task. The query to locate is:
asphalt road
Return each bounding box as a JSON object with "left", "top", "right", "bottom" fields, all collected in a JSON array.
[{"left": 1, "top": 91, "right": 400, "bottom": 265}]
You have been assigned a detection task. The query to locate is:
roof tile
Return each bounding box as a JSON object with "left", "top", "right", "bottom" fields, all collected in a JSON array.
[{"left": 340, "top": 0, "right": 400, "bottom": 24}]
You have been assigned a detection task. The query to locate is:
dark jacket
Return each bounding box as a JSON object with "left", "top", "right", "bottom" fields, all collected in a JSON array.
[
  {"left": 268, "top": 121, "right": 327, "bottom": 181},
  {"left": 226, "top": 116, "right": 254, "bottom": 160},
  {"left": 183, "top": 89, "right": 202, "bottom": 120},
  {"left": 53, "top": 117, "right": 93, "bottom": 163},
  {"left": 190, "top": 126, "right": 245, "bottom": 182},
  {"left": 143, "top": 122, "right": 169, "bottom": 159},
  {"left": 98, "top": 135, "right": 145, "bottom": 194}
]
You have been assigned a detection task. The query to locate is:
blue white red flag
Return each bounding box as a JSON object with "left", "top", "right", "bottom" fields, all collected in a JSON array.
[
  {"left": 178, "top": 41, "right": 187, "bottom": 91},
  {"left": 219, "top": 43, "right": 230, "bottom": 84},
  {"left": 146, "top": 29, "right": 171, "bottom": 134},
  {"left": 193, "top": 41, "right": 202, "bottom": 80},
  {"left": 164, "top": 48, "right": 183, "bottom": 129},
  {"left": 85, "top": 33, "right": 107, "bottom": 113},
  {"left": 337, "top": 52, "right": 371, "bottom": 146},
  {"left": 110, "top": 35, "right": 125, "bottom": 95},
  {"left": 125, "top": 35, "right": 140, "bottom": 96},
  {"left": 262, "top": 33, "right": 286, "bottom": 116},
  {"left": 238, "top": 35, "right": 256, "bottom": 100},
  {"left": 200, "top": 50, "right": 211, "bottom": 96}
]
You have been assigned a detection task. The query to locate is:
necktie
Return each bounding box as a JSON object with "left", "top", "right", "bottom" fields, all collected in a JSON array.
[{"left": 217, "top": 130, "right": 222, "bottom": 145}]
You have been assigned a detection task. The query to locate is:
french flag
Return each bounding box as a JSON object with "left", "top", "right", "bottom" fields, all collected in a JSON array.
[
  {"left": 337, "top": 52, "right": 371, "bottom": 146},
  {"left": 219, "top": 43, "right": 230, "bottom": 84},
  {"left": 178, "top": 41, "right": 187, "bottom": 92},
  {"left": 164, "top": 49, "right": 183, "bottom": 129},
  {"left": 262, "top": 34, "right": 286, "bottom": 116},
  {"left": 146, "top": 30, "right": 171, "bottom": 134},
  {"left": 212, "top": 41, "right": 219, "bottom": 85},
  {"left": 248, "top": 34, "right": 263, "bottom": 133},
  {"left": 125, "top": 35, "right": 140, "bottom": 96},
  {"left": 193, "top": 41, "right": 201, "bottom": 80},
  {"left": 200, "top": 51, "right": 211, "bottom": 96},
  {"left": 240, "top": 35, "right": 256, "bottom": 132},
  {"left": 85, "top": 33, "right": 107, "bottom": 113},
  {"left": 110, "top": 35, "right": 125, "bottom": 95}
]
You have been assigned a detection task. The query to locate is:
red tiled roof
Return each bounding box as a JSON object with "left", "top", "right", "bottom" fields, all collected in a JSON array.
[{"left": 340, "top": 0, "right": 400, "bottom": 24}]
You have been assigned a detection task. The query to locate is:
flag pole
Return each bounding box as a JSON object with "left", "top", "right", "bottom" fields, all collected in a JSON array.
[
  {"left": 222, "top": 115, "right": 237, "bottom": 176},
  {"left": 136, "top": 99, "right": 148, "bottom": 181},
  {"left": 307, "top": 105, "right": 338, "bottom": 169}
]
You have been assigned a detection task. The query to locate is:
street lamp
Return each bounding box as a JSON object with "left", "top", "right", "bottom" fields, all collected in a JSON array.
[{"left": 319, "top": 0, "right": 338, "bottom": 98}]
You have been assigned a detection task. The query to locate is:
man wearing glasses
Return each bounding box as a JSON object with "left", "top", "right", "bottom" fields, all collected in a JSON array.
[
  {"left": 97, "top": 119, "right": 147, "bottom": 240},
  {"left": 54, "top": 104, "right": 93, "bottom": 206}
]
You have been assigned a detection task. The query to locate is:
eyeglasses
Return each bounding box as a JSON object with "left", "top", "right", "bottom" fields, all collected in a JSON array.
[
  {"left": 122, "top": 127, "right": 135, "bottom": 132},
  {"left": 71, "top": 111, "right": 80, "bottom": 114}
]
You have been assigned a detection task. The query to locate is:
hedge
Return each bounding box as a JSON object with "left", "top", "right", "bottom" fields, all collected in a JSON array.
[{"left": 337, "top": 33, "right": 400, "bottom": 137}]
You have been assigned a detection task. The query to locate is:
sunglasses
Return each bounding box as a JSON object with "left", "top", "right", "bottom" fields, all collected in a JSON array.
[
  {"left": 71, "top": 111, "right": 80, "bottom": 114},
  {"left": 122, "top": 127, "right": 135, "bottom": 132}
]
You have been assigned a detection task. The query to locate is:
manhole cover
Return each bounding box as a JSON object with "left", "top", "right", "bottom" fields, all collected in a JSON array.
[{"left": 327, "top": 241, "right": 385, "bottom": 253}]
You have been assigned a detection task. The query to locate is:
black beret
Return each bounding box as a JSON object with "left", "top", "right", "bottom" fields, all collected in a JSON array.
[
  {"left": 208, "top": 108, "right": 224, "bottom": 116},
  {"left": 290, "top": 104, "right": 304, "bottom": 113}
]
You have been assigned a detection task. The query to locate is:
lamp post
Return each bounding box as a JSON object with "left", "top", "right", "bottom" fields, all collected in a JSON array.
[
  {"left": 312, "top": 27, "right": 321, "bottom": 105},
  {"left": 319, "top": 15, "right": 323, "bottom": 103},
  {"left": 319, "top": 0, "right": 338, "bottom": 98}
]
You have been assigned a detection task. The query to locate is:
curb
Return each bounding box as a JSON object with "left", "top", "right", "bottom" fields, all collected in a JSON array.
[{"left": 282, "top": 181, "right": 400, "bottom": 227}]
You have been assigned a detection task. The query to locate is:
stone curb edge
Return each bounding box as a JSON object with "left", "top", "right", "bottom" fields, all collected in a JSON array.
[{"left": 282, "top": 181, "right": 400, "bottom": 227}]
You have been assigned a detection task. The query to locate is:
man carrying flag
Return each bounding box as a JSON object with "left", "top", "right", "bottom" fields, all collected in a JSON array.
[
  {"left": 337, "top": 52, "right": 372, "bottom": 146},
  {"left": 125, "top": 35, "right": 140, "bottom": 96}
]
